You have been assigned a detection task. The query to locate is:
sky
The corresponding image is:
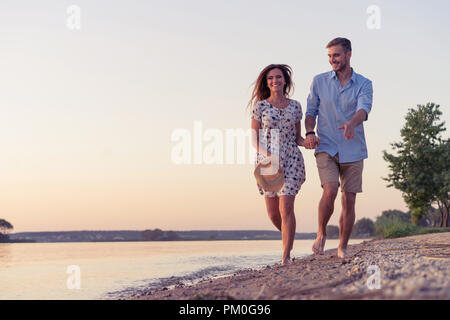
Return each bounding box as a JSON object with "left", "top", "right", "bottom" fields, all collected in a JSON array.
[{"left": 1, "top": 0, "right": 449, "bottom": 233}]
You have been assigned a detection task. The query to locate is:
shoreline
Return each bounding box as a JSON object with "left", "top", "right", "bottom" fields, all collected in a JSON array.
[{"left": 132, "top": 232, "right": 450, "bottom": 300}]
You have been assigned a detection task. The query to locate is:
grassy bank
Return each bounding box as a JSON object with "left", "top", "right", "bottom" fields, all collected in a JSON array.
[{"left": 375, "top": 217, "right": 450, "bottom": 238}]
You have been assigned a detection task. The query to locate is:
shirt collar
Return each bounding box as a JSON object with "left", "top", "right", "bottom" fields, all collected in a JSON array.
[
  {"left": 350, "top": 68, "right": 356, "bottom": 83},
  {"left": 329, "top": 68, "right": 356, "bottom": 83}
]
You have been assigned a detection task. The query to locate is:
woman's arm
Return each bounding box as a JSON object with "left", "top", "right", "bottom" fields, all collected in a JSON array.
[{"left": 251, "top": 119, "right": 271, "bottom": 157}]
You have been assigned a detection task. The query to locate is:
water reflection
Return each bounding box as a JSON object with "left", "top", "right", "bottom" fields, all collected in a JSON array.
[
  {"left": 0, "top": 243, "right": 12, "bottom": 267},
  {"left": 0, "top": 239, "right": 364, "bottom": 299}
]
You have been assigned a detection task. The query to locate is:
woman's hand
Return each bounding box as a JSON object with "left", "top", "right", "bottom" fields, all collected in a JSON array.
[
  {"left": 260, "top": 153, "right": 273, "bottom": 165},
  {"left": 259, "top": 153, "right": 282, "bottom": 174},
  {"left": 296, "top": 136, "right": 305, "bottom": 147}
]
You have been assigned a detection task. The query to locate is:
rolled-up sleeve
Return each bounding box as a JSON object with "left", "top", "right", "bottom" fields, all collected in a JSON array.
[
  {"left": 356, "top": 80, "right": 373, "bottom": 120},
  {"left": 306, "top": 77, "right": 320, "bottom": 119}
]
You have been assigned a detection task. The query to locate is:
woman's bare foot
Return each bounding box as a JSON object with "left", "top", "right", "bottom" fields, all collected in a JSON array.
[
  {"left": 312, "top": 235, "right": 326, "bottom": 255},
  {"left": 281, "top": 253, "right": 292, "bottom": 265},
  {"left": 337, "top": 246, "right": 348, "bottom": 258}
]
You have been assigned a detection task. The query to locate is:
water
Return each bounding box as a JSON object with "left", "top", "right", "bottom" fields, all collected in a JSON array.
[{"left": 0, "top": 239, "right": 362, "bottom": 300}]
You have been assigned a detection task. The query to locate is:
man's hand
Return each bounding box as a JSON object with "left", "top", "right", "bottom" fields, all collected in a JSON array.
[
  {"left": 338, "top": 109, "right": 367, "bottom": 140},
  {"left": 338, "top": 122, "right": 356, "bottom": 140},
  {"left": 304, "top": 134, "right": 320, "bottom": 149},
  {"left": 304, "top": 115, "right": 319, "bottom": 150}
]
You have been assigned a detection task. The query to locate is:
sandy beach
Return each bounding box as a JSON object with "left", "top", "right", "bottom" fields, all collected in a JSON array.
[{"left": 132, "top": 232, "right": 450, "bottom": 300}]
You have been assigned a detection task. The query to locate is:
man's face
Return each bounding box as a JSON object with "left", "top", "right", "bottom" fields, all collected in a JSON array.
[{"left": 328, "top": 45, "right": 351, "bottom": 72}]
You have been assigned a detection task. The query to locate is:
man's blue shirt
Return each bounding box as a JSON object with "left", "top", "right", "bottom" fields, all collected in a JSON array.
[{"left": 306, "top": 69, "right": 373, "bottom": 163}]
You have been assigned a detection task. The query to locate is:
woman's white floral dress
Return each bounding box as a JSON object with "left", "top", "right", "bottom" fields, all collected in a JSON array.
[{"left": 251, "top": 99, "right": 306, "bottom": 197}]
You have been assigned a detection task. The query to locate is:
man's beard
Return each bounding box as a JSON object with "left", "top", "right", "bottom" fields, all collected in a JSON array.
[{"left": 334, "top": 60, "right": 347, "bottom": 72}]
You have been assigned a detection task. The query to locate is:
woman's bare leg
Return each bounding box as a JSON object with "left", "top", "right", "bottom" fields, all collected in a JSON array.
[
  {"left": 279, "top": 195, "right": 296, "bottom": 265},
  {"left": 264, "top": 196, "right": 281, "bottom": 231}
]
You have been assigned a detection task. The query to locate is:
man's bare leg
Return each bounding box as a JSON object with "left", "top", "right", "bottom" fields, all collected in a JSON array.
[
  {"left": 313, "top": 182, "right": 338, "bottom": 254},
  {"left": 338, "top": 192, "right": 356, "bottom": 258},
  {"left": 280, "top": 195, "right": 296, "bottom": 265}
]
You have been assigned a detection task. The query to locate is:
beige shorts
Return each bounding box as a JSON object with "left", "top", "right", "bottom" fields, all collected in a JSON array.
[{"left": 315, "top": 152, "right": 364, "bottom": 193}]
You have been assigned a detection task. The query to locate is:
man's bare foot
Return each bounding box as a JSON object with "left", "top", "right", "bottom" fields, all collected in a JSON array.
[
  {"left": 337, "top": 246, "right": 348, "bottom": 258},
  {"left": 312, "top": 235, "right": 326, "bottom": 255}
]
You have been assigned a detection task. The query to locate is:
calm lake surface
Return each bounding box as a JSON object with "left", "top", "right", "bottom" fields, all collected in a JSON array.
[{"left": 0, "top": 239, "right": 363, "bottom": 300}]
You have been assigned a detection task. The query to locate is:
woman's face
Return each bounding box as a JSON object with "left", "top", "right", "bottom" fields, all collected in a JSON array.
[{"left": 266, "top": 68, "right": 285, "bottom": 95}]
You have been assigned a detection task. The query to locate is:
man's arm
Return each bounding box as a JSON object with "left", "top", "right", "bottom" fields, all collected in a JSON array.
[
  {"left": 305, "top": 115, "right": 316, "bottom": 133},
  {"left": 304, "top": 77, "right": 321, "bottom": 149},
  {"left": 338, "top": 109, "right": 367, "bottom": 140},
  {"left": 356, "top": 80, "right": 373, "bottom": 121},
  {"left": 338, "top": 80, "right": 373, "bottom": 140}
]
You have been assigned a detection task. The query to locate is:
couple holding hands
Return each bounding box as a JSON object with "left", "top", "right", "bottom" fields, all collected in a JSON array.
[{"left": 249, "top": 37, "right": 373, "bottom": 265}]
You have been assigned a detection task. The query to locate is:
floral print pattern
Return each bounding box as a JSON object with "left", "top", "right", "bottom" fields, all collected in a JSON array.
[{"left": 251, "top": 99, "right": 306, "bottom": 197}]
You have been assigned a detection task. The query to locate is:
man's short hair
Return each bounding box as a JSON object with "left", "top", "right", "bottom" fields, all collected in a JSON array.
[{"left": 326, "top": 38, "right": 352, "bottom": 52}]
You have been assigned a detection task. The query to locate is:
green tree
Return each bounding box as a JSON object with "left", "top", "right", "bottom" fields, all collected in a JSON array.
[
  {"left": 166, "top": 231, "right": 180, "bottom": 241},
  {"left": 433, "top": 140, "right": 450, "bottom": 227},
  {"left": 0, "top": 219, "right": 14, "bottom": 242},
  {"left": 375, "top": 214, "right": 419, "bottom": 238},
  {"left": 352, "top": 218, "right": 375, "bottom": 237},
  {"left": 141, "top": 228, "right": 165, "bottom": 241},
  {"left": 383, "top": 103, "right": 449, "bottom": 226},
  {"left": 326, "top": 225, "right": 339, "bottom": 239},
  {"left": 427, "top": 206, "right": 441, "bottom": 227},
  {"left": 380, "top": 210, "right": 411, "bottom": 222}
]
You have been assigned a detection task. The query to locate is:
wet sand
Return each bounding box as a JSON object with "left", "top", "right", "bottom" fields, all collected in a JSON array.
[{"left": 132, "top": 232, "right": 450, "bottom": 300}]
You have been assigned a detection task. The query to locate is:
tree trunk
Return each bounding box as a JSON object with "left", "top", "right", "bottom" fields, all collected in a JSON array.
[
  {"left": 437, "top": 202, "right": 444, "bottom": 227},
  {"left": 428, "top": 205, "right": 438, "bottom": 227},
  {"left": 438, "top": 201, "right": 449, "bottom": 227},
  {"left": 442, "top": 209, "right": 449, "bottom": 227},
  {"left": 444, "top": 204, "right": 449, "bottom": 228}
]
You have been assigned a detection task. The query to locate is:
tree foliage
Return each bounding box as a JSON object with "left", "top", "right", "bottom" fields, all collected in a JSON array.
[
  {"left": 141, "top": 228, "right": 180, "bottom": 241},
  {"left": 383, "top": 103, "right": 449, "bottom": 226},
  {"left": 0, "top": 219, "right": 13, "bottom": 233},
  {"left": 375, "top": 214, "right": 420, "bottom": 238},
  {"left": 380, "top": 210, "right": 411, "bottom": 222},
  {"left": 141, "top": 228, "right": 164, "bottom": 241},
  {"left": 0, "top": 219, "right": 14, "bottom": 242},
  {"left": 326, "top": 225, "right": 339, "bottom": 238},
  {"left": 352, "top": 218, "right": 375, "bottom": 237}
]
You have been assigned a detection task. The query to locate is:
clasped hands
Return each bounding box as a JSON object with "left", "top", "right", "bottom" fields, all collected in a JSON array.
[
  {"left": 303, "top": 121, "right": 356, "bottom": 150},
  {"left": 303, "top": 134, "right": 320, "bottom": 149}
]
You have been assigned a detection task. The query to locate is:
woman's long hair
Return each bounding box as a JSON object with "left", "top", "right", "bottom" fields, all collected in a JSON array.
[{"left": 247, "top": 64, "right": 294, "bottom": 110}]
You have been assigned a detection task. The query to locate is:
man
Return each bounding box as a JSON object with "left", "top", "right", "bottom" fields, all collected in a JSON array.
[{"left": 304, "top": 37, "right": 373, "bottom": 258}]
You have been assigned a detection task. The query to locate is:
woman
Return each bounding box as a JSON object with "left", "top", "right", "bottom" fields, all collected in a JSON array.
[{"left": 248, "top": 64, "right": 306, "bottom": 265}]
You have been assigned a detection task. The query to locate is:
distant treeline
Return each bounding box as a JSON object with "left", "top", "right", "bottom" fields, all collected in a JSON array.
[
  {"left": 9, "top": 229, "right": 317, "bottom": 243},
  {"left": 8, "top": 230, "right": 142, "bottom": 243},
  {"left": 0, "top": 224, "right": 325, "bottom": 243},
  {"left": 4, "top": 208, "right": 447, "bottom": 243},
  {"left": 7, "top": 225, "right": 378, "bottom": 243}
]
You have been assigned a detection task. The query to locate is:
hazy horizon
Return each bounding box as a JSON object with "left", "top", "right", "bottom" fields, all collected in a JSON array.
[
  {"left": 1, "top": 1, "right": 449, "bottom": 233},
  {"left": 9, "top": 227, "right": 320, "bottom": 233}
]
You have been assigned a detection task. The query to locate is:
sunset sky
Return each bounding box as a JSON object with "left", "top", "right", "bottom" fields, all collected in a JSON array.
[{"left": 1, "top": 0, "right": 449, "bottom": 233}]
